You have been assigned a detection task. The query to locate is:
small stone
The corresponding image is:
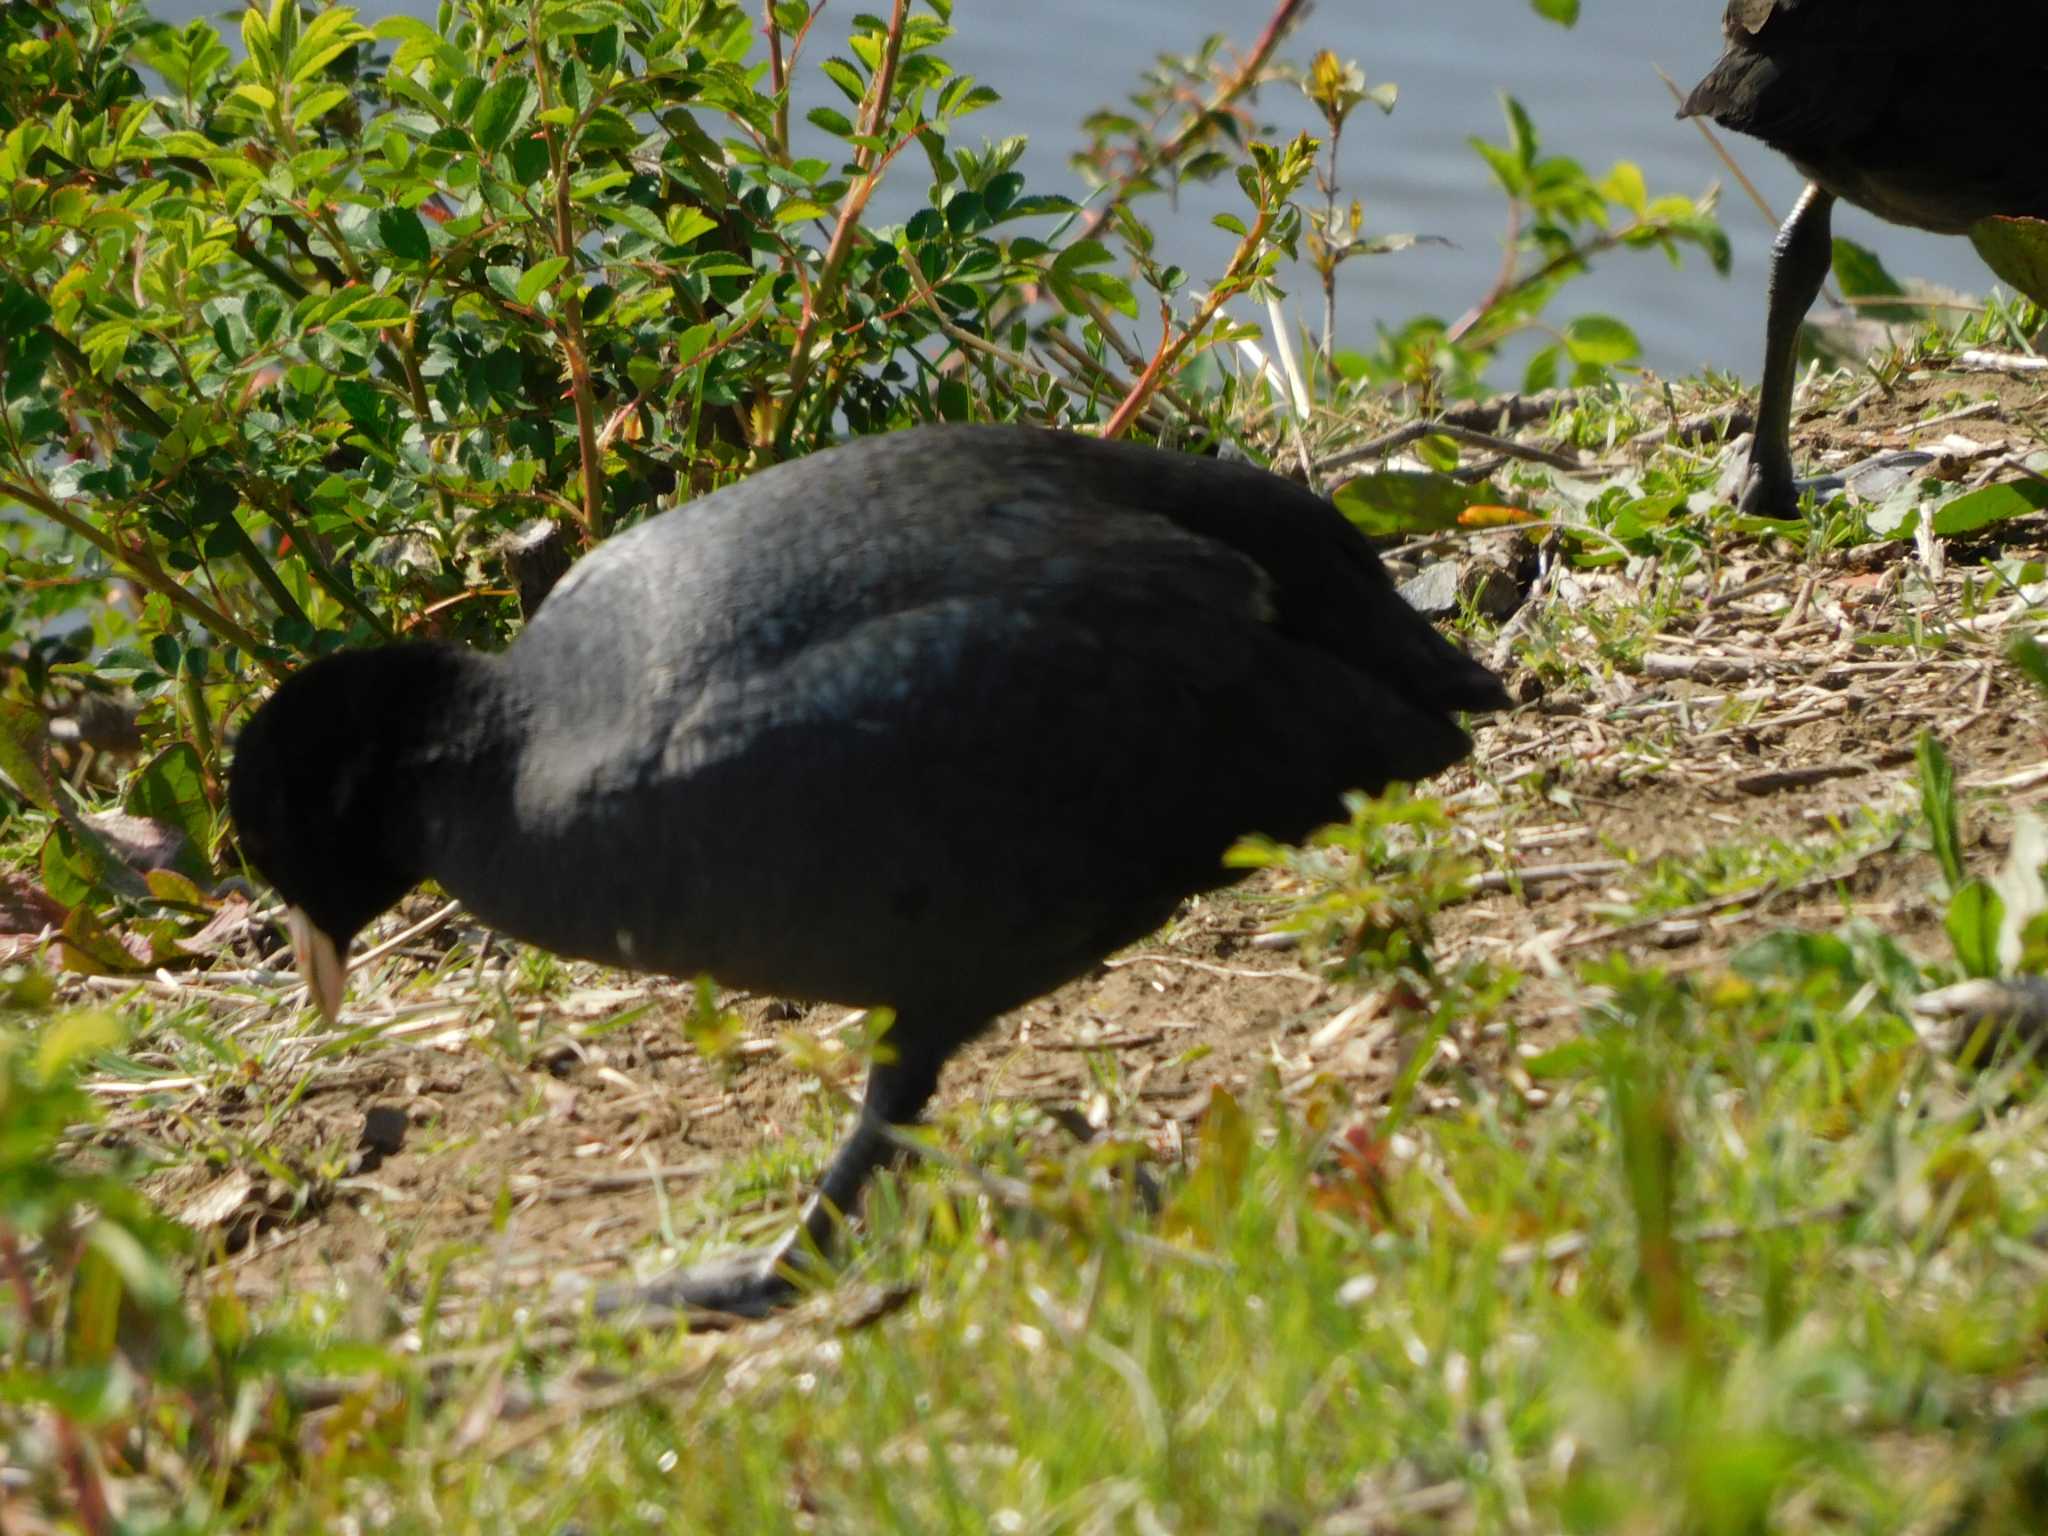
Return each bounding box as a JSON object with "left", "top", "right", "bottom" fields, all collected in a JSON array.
[
  {"left": 358, "top": 1104, "right": 410, "bottom": 1159},
  {"left": 1397, "top": 561, "right": 1461, "bottom": 617}
]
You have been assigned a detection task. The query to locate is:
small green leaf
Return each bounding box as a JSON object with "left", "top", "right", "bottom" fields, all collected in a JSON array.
[
  {"left": 607, "top": 203, "right": 668, "bottom": 245},
  {"left": 124, "top": 744, "right": 213, "bottom": 875},
  {"left": 1969, "top": 215, "right": 2048, "bottom": 308},
  {"left": 516, "top": 256, "right": 569, "bottom": 307},
  {"left": 1563, "top": 314, "right": 1638, "bottom": 368},
  {"left": 2008, "top": 634, "right": 2048, "bottom": 697},
  {"left": 0, "top": 281, "right": 53, "bottom": 340},
  {"left": 1332, "top": 472, "right": 1479, "bottom": 536},
  {"left": 1930, "top": 480, "right": 2048, "bottom": 538},
  {"left": 1832, "top": 238, "right": 1923, "bottom": 323},
  {"left": 0, "top": 703, "right": 57, "bottom": 811},
  {"left": 665, "top": 206, "right": 718, "bottom": 248},
  {"left": 470, "top": 76, "right": 533, "bottom": 153},
  {"left": 295, "top": 83, "right": 351, "bottom": 124},
  {"left": 377, "top": 206, "right": 432, "bottom": 263},
  {"left": 1947, "top": 879, "right": 2004, "bottom": 978},
  {"left": 819, "top": 56, "right": 864, "bottom": 102}
]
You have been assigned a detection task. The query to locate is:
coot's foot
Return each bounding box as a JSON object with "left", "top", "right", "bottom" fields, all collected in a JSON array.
[
  {"left": 1735, "top": 455, "right": 1801, "bottom": 520},
  {"left": 592, "top": 1247, "right": 811, "bottom": 1321},
  {"left": 1738, "top": 448, "right": 1935, "bottom": 521}
]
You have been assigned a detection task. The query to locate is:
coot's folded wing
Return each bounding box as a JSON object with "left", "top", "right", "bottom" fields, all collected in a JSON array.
[{"left": 482, "top": 485, "right": 1489, "bottom": 1009}]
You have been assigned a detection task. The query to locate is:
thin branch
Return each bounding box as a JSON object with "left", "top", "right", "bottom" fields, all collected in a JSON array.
[
  {"left": 0, "top": 476, "right": 278, "bottom": 670},
  {"left": 1102, "top": 198, "right": 1277, "bottom": 439},
  {"left": 1069, "top": 0, "right": 1309, "bottom": 248},
  {"left": 1445, "top": 208, "right": 1711, "bottom": 352},
  {"left": 762, "top": 1, "right": 790, "bottom": 160},
  {"left": 529, "top": 2, "right": 607, "bottom": 538},
  {"left": 780, "top": 0, "right": 912, "bottom": 434}
]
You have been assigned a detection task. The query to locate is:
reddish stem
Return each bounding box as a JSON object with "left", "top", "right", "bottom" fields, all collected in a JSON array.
[
  {"left": 0, "top": 1226, "right": 114, "bottom": 1536},
  {"left": 1072, "top": 0, "right": 1308, "bottom": 246}
]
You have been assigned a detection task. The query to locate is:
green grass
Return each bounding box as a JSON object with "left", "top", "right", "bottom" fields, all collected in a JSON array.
[
  {"left": 11, "top": 897, "right": 2048, "bottom": 1532},
  {"left": 443, "top": 938, "right": 2041, "bottom": 1535}
]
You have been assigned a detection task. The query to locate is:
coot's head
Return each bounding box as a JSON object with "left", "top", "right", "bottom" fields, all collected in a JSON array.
[{"left": 229, "top": 646, "right": 471, "bottom": 1021}]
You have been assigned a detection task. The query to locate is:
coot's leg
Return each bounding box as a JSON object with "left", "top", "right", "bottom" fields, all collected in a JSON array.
[
  {"left": 1740, "top": 184, "right": 1836, "bottom": 519},
  {"left": 597, "top": 1044, "right": 945, "bottom": 1319}
]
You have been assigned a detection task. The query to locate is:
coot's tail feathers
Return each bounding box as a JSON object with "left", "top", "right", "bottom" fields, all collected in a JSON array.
[
  {"left": 1676, "top": 55, "right": 1746, "bottom": 124},
  {"left": 1358, "top": 684, "right": 1485, "bottom": 789},
  {"left": 1357, "top": 593, "right": 1512, "bottom": 717},
  {"left": 1015, "top": 430, "right": 1509, "bottom": 719},
  {"left": 1676, "top": 11, "right": 1884, "bottom": 146},
  {"left": 1225, "top": 632, "right": 1486, "bottom": 853},
  {"left": 1678, "top": 51, "right": 1842, "bottom": 143}
]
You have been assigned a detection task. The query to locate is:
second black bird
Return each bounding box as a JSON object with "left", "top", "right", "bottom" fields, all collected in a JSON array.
[{"left": 1683, "top": 0, "right": 2048, "bottom": 517}]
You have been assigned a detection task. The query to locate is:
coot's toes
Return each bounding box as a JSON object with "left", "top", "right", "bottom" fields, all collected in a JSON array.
[
  {"left": 593, "top": 1249, "right": 807, "bottom": 1321},
  {"left": 1736, "top": 458, "right": 1800, "bottom": 521},
  {"left": 1738, "top": 450, "right": 1936, "bottom": 521}
]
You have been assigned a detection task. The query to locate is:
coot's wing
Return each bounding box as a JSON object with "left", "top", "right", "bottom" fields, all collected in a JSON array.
[
  {"left": 483, "top": 489, "right": 1488, "bottom": 1013},
  {"left": 946, "top": 429, "right": 1510, "bottom": 717}
]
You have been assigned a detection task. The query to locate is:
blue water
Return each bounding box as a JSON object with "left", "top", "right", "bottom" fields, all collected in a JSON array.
[{"left": 147, "top": 0, "right": 1996, "bottom": 380}]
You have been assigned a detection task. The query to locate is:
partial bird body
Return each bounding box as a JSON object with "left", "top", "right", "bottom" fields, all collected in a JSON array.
[
  {"left": 1681, "top": 0, "right": 2048, "bottom": 515},
  {"left": 1685, "top": 0, "right": 2048, "bottom": 236},
  {"left": 230, "top": 424, "right": 1506, "bottom": 1314}
]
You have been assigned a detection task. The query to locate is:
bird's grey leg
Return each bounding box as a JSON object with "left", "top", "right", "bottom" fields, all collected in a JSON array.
[
  {"left": 1741, "top": 183, "right": 1836, "bottom": 519},
  {"left": 596, "top": 1047, "right": 944, "bottom": 1320}
]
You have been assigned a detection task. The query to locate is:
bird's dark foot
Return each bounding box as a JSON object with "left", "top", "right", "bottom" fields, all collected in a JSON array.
[
  {"left": 591, "top": 1246, "right": 817, "bottom": 1322},
  {"left": 1738, "top": 449, "right": 1935, "bottom": 521},
  {"left": 1735, "top": 460, "right": 1801, "bottom": 521}
]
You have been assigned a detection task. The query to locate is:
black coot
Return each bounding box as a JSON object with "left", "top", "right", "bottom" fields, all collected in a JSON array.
[
  {"left": 1682, "top": 0, "right": 2048, "bottom": 516},
  {"left": 229, "top": 424, "right": 1508, "bottom": 1315}
]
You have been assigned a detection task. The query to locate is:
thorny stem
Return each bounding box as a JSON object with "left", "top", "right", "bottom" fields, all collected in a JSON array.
[
  {"left": 780, "top": 0, "right": 911, "bottom": 442},
  {"left": 1318, "top": 118, "right": 1344, "bottom": 390},
  {"left": 1102, "top": 201, "right": 1274, "bottom": 440},
  {"left": 1103, "top": 306, "right": 1193, "bottom": 442},
  {"left": 182, "top": 653, "right": 220, "bottom": 798},
  {"left": 529, "top": 0, "right": 607, "bottom": 539},
  {"left": 1446, "top": 199, "right": 1527, "bottom": 350},
  {"left": 394, "top": 305, "right": 459, "bottom": 531},
  {"left": 1058, "top": 293, "right": 1209, "bottom": 428},
  {"left": 763, "top": 1, "right": 789, "bottom": 160},
  {"left": 198, "top": 492, "right": 311, "bottom": 635},
  {"left": 248, "top": 486, "right": 395, "bottom": 641}
]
